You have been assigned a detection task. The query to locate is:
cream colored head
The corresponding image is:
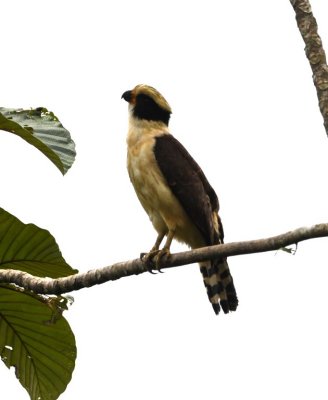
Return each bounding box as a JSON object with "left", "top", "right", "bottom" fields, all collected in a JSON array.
[
  {"left": 131, "top": 84, "right": 172, "bottom": 114},
  {"left": 122, "top": 84, "right": 172, "bottom": 126}
]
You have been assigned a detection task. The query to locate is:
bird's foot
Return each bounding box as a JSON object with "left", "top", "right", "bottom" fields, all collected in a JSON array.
[
  {"left": 141, "top": 248, "right": 171, "bottom": 273},
  {"left": 154, "top": 248, "right": 171, "bottom": 271},
  {"left": 141, "top": 249, "right": 161, "bottom": 273}
]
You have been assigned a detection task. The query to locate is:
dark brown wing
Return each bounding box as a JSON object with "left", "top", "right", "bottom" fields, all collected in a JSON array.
[{"left": 154, "top": 134, "right": 220, "bottom": 246}]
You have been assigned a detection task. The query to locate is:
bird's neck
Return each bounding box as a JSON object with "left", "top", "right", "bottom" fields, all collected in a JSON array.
[{"left": 126, "top": 115, "right": 169, "bottom": 148}]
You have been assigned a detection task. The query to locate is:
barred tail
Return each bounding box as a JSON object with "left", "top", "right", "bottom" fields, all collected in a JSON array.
[{"left": 200, "top": 258, "right": 238, "bottom": 315}]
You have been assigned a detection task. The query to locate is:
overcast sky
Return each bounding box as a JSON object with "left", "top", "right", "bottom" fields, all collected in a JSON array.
[{"left": 2, "top": 1, "right": 328, "bottom": 399}]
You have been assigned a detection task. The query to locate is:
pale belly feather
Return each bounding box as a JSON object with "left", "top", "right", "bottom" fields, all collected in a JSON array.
[{"left": 127, "top": 134, "right": 204, "bottom": 249}]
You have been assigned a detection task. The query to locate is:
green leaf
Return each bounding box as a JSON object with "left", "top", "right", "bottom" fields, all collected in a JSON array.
[
  {"left": 0, "top": 209, "right": 78, "bottom": 398},
  {"left": 0, "top": 107, "right": 76, "bottom": 175},
  {"left": 0, "top": 285, "right": 76, "bottom": 400},
  {"left": 0, "top": 207, "right": 78, "bottom": 278}
]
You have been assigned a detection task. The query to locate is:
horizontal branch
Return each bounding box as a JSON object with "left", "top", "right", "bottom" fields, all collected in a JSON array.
[
  {"left": 0, "top": 223, "right": 327, "bottom": 295},
  {"left": 290, "top": 0, "right": 328, "bottom": 135}
]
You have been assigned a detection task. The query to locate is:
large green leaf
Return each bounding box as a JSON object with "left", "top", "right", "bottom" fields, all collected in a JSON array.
[
  {"left": 0, "top": 208, "right": 78, "bottom": 278},
  {"left": 0, "top": 107, "right": 76, "bottom": 175},
  {"left": 0, "top": 285, "right": 76, "bottom": 400},
  {"left": 0, "top": 208, "right": 78, "bottom": 399}
]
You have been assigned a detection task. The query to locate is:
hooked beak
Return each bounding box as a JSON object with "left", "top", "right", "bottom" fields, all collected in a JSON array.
[{"left": 121, "top": 90, "right": 132, "bottom": 103}]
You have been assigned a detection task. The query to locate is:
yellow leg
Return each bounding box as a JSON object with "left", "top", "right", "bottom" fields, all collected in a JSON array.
[
  {"left": 142, "top": 230, "right": 175, "bottom": 271},
  {"left": 150, "top": 232, "right": 166, "bottom": 252},
  {"left": 141, "top": 232, "right": 166, "bottom": 272},
  {"left": 154, "top": 229, "right": 175, "bottom": 268}
]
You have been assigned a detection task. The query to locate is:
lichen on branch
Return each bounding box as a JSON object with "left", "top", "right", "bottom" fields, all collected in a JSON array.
[{"left": 290, "top": 0, "right": 328, "bottom": 134}]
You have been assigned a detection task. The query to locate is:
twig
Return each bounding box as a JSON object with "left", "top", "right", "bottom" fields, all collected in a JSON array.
[
  {"left": 290, "top": 0, "right": 328, "bottom": 134},
  {"left": 0, "top": 223, "right": 327, "bottom": 295}
]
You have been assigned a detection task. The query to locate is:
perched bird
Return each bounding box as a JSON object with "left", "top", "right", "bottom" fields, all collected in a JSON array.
[{"left": 122, "top": 84, "right": 238, "bottom": 314}]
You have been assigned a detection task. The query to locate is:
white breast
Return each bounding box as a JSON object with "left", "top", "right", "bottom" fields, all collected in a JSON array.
[
  {"left": 126, "top": 116, "right": 204, "bottom": 248},
  {"left": 126, "top": 125, "right": 171, "bottom": 232}
]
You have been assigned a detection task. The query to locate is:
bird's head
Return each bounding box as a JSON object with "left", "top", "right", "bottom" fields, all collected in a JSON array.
[{"left": 122, "top": 84, "right": 172, "bottom": 126}]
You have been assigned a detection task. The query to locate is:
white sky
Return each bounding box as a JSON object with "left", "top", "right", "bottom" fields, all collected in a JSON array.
[{"left": 2, "top": 1, "right": 328, "bottom": 399}]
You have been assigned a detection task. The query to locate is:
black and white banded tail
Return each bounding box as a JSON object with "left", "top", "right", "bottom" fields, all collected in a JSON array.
[{"left": 200, "top": 258, "right": 238, "bottom": 314}]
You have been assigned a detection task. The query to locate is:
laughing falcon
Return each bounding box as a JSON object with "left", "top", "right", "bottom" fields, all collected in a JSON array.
[{"left": 122, "top": 84, "right": 238, "bottom": 314}]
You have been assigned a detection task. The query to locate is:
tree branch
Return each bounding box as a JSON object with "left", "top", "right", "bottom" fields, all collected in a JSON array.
[
  {"left": 0, "top": 223, "right": 327, "bottom": 295},
  {"left": 290, "top": 0, "right": 328, "bottom": 135}
]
